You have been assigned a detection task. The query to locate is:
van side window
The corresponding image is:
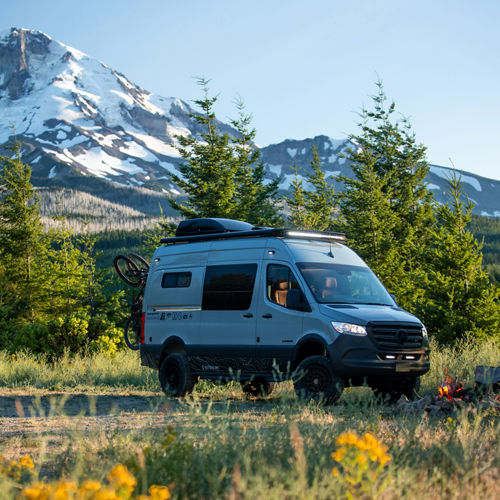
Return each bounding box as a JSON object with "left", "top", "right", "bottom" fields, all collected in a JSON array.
[
  {"left": 202, "top": 264, "right": 257, "bottom": 310},
  {"left": 162, "top": 272, "right": 192, "bottom": 288},
  {"left": 267, "top": 264, "right": 300, "bottom": 308}
]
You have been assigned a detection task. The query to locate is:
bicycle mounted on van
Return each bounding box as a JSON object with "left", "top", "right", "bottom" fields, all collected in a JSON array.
[{"left": 115, "top": 218, "right": 430, "bottom": 404}]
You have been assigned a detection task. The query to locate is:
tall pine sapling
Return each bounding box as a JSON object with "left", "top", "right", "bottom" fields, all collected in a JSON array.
[
  {"left": 0, "top": 141, "right": 44, "bottom": 323},
  {"left": 417, "top": 172, "right": 500, "bottom": 343},
  {"left": 286, "top": 146, "right": 336, "bottom": 230},
  {"left": 169, "top": 79, "right": 281, "bottom": 225}
]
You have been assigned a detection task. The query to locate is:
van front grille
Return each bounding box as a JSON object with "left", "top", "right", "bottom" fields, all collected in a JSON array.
[{"left": 367, "top": 323, "right": 423, "bottom": 350}]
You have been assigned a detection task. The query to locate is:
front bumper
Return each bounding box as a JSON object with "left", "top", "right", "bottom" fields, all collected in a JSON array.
[{"left": 326, "top": 334, "right": 430, "bottom": 379}]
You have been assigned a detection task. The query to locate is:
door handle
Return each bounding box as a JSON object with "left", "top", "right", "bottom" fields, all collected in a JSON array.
[
  {"left": 262, "top": 313, "right": 272, "bottom": 319},
  {"left": 243, "top": 313, "right": 253, "bottom": 318}
]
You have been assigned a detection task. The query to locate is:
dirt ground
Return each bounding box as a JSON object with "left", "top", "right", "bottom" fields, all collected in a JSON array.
[{"left": 0, "top": 390, "right": 271, "bottom": 446}]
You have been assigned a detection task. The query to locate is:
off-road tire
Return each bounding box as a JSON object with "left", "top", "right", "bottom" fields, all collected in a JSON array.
[
  {"left": 159, "top": 353, "right": 195, "bottom": 397},
  {"left": 371, "top": 376, "right": 421, "bottom": 403},
  {"left": 128, "top": 253, "right": 150, "bottom": 271},
  {"left": 123, "top": 313, "right": 141, "bottom": 350},
  {"left": 293, "top": 356, "right": 344, "bottom": 405},
  {"left": 114, "top": 255, "right": 142, "bottom": 287},
  {"left": 242, "top": 379, "right": 276, "bottom": 397}
]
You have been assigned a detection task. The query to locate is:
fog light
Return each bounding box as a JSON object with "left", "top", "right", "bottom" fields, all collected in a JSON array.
[
  {"left": 385, "top": 354, "right": 396, "bottom": 360},
  {"left": 405, "top": 355, "right": 416, "bottom": 360}
]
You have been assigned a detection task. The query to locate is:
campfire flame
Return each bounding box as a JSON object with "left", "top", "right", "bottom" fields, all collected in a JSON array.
[{"left": 437, "top": 376, "right": 466, "bottom": 400}]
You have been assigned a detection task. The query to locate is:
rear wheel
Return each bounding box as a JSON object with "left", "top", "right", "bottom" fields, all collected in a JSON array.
[
  {"left": 159, "top": 353, "right": 195, "bottom": 397},
  {"left": 242, "top": 378, "right": 276, "bottom": 397},
  {"left": 293, "top": 356, "right": 344, "bottom": 405}
]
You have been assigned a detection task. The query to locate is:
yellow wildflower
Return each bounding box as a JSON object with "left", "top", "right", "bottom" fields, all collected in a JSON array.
[
  {"left": 92, "top": 489, "right": 120, "bottom": 500},
  {"left": 19, "top": 455, "right": 35, "bottom": 469},
  {"left": 336, "top": 432, "right": 359, "bottom": 447},
  {"left": 148, "top": 484, "right": 171, "bottom": 500},
  {"left": 107, "top": 464, "right": 137, "bottom": 490},
  {"left": 331, "top": 466, "right": 339, "bottom": 477},
  {"left": 331, "top": 448, "right": 347, "bottom": 462},
  {"left": 79, "top": 479, "right": 101, "bottom": 495}
]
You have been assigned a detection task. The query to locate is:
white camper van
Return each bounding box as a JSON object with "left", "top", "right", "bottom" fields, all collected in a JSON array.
[{"left": 137, "top": 218, "right": 430, "bottom": 404}]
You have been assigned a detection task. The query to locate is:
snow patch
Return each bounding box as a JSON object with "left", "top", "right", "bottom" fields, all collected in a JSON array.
[
  {"left": 48, "top": 166, "right": 57, "bottom": 178},
  {"left": 430, "top": 166, "right": 454, "bottom": 181},
  {"left": 431, "top": 166, "right": 482, "bottom": 192},
  {"left": 426, "top": 183, "right": 441, "bottom": 190},
  {"left": 159, "top": 162, "right": 179, "bottom": 174},
  {"left": 462, "top": 175, "right": 482, "bottom": 192},
  {"left": 279, "top": 173, "right": 301, "bottom": 190},
  {"left": 267, "top": 164, "right": 282, "bottom": 176},
  {"left": 325, "top": 170, "right": 341, "bottom": 178},
  {"left": 63, "top": 147, "right": 146, "bottom": 178},
  {"left": 287, "top": 148, "right": 297, "bottom": 158},
  {"left": 129, "top": 132, "right": 181, "bottom": 157}
]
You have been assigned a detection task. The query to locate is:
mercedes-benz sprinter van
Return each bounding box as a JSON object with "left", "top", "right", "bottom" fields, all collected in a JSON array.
[{"left": 140, "top": 218, "right": 430, "bottom": 404}]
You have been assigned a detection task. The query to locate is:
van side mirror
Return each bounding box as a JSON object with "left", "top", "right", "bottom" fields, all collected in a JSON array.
[
  {"left": 286, "top": 289, "right": 310, "bottom": 312},
  {"left": 390, "top": 294, "right": 398, "bottom": 305}
]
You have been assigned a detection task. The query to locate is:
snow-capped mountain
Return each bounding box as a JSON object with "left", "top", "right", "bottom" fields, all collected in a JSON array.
[
  {"left": 260, "top": 136, "right": 500, "bottom": 217},
  {"left": 1, "top": 28, "right": 499, "bottom": 219},
  {"left": 0, "top": 27, "right": 234, "bottom": 196}
]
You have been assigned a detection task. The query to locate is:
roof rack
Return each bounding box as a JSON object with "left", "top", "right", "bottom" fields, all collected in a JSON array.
[{"left": 160, "top": 227, "right": 346, "bottom": 245}]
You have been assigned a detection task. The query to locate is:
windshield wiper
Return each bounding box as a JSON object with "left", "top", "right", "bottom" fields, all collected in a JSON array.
[{"left": 355, "top": 302, "right": 392, "bottom": 306}]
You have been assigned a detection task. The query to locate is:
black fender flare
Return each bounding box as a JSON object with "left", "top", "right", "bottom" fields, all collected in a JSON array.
[
  {"left": 293, "top": 333, "right": 330, "bottom": 366},
  {"left": 160, "top": 336, "right": 187, "bottom": 363}
]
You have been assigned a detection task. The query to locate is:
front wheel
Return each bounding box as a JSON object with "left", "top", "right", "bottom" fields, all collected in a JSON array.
[
  {"left": 159, "top": 353, "right": 195, "bottom": 397},
  {"left": 293, "top": 356, "right": 344, "bottom": 405}
]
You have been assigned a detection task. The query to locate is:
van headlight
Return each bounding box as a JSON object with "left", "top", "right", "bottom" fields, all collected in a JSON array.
[
  {"left": 331, "top": 322, "right": 367, "bottom": 336},
  {"left": 422, "top": 325, "right": 428, "bottom": 338}
]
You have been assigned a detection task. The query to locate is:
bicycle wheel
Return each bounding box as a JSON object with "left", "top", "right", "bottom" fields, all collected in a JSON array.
[
  {"left": 114, "top": 255, "right": 141, "bottom": 287},
  {"left": 128, "top": 253, "right": 150, "bottom": 271},
  {"left": 124, "top": 313, "right": 141, "bottom": 350}
]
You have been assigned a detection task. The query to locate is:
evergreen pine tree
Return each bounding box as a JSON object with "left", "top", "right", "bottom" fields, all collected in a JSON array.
[
  {"left": 417, "top": 172, "right": 500, "bottom": 343},
  {"left": 229, "top": 98, "right": 282, "bottom": 226},
  {"left": 286, "top": 146, "right": 336, "bottom": 230},
  {"left": 169, "top": 79, "right": 281, "bottom": 225},
  {"left": 339, "top": 81, "right": 435, "bottom": 308},
  {"left": 169, "top": 78, "right": 238, "bottom": 218},
  {"left": 0, "top": 141, "right": 45, "bottom": 323},
  {"left": 338, "top": 148, "right": 399, "bottom": 276}
]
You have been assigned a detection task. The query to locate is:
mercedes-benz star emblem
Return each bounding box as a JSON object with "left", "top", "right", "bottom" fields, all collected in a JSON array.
[{"left": 397, "top": 329, "right": 408, "bottom": 343}]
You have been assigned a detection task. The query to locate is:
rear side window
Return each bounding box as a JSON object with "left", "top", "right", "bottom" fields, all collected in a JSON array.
[
  {"left": 202, "top": 264, "right": 257, "bottom": 310},
  {"left": 162, "top": 272, "right": 192, "bottom": 288}
]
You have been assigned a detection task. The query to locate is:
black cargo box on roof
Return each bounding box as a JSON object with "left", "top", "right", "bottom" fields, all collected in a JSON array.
[{"left": 175, "top": 218, "right": 255, "bottom": 237}]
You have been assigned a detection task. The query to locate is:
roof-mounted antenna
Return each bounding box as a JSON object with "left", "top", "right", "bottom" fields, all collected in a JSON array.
[{"left": 328, "top": 241, "right": 334, "bottom": 258}]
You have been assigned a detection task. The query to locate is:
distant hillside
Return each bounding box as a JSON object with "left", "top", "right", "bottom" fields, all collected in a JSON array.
[{"left": 1, "top": 28, "right": 499, "bottom": 221}]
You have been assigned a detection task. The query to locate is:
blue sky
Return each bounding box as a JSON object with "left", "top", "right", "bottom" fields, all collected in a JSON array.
[{"left": 3, "top": 0, "right": 500, "bottom": 180}]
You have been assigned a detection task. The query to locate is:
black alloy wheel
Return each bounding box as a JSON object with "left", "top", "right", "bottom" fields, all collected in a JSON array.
[
  {"left": 159, "top": 353, "right": 195, "bottom": 397},
  {"left": 293, "top": 355, "right": 344, "bottom": 405}
]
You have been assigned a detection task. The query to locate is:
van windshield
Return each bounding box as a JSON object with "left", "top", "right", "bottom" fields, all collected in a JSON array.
[{"left": 297, "top": 262, "right": 395, "bottom": 306}]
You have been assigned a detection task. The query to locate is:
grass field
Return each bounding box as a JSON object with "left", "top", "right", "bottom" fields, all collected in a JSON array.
[{"left": 0, "top": 338, "right": 499, "bottom": 499}]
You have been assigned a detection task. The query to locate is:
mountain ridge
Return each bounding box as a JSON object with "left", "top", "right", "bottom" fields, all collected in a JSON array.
[{"left": 1, "top": 27, "right": 499, "bottom": 220}]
